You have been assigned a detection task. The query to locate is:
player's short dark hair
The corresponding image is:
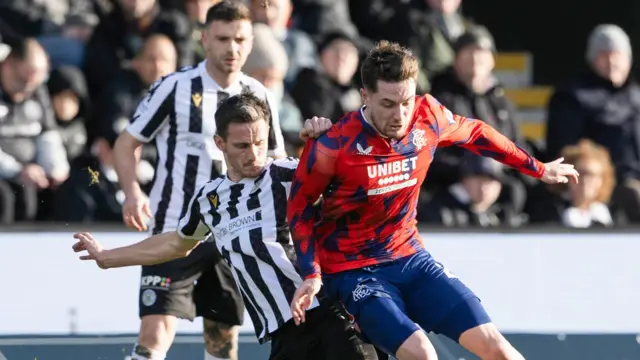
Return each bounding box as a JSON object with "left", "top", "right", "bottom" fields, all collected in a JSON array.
[
  {"left": 205, "top": 0, "right": 251, "bottom": 25},
  {"left": 360, "top": 40, "right": 420, "bottom": 92},
  {"left": 215, "top": 92, "right": 270, "bottom": 139}
]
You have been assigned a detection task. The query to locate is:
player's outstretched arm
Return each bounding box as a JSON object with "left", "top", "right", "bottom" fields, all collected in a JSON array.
[
  {"left": 72, "top": 231, "right": 199, "bottom": 269},
  {"left": 426, "top": 95, "right": 579, "bottom": 184}
]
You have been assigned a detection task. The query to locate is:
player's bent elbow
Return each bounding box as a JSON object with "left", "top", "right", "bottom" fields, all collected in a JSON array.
[{"left": 168, "top": 232, "right": 200, "bottom": 260}]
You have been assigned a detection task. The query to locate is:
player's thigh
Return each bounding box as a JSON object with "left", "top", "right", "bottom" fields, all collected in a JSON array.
[
  {"left": 139, "top": 242, "right": 213, "bottom": 321},
  {"left": 458, "top": 321, "right": 523, "bottom": 360},
  {"left": 402, "top": 253, "right": 491, "bottom": 343},
  {"left": 194, "top": 241, "right": 244, "bottom": 326},
  {"left": 324, "top": 271, "right": 420, "bottom": 357}
]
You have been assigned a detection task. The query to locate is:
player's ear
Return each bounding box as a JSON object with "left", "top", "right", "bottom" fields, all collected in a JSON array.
[
  {"left": 214, "top": 134, "right": 225, "bottom": 152},
  {"left": 201, "top": 26, "right": 209, "bottom": 50},
  {"left": 360, "top": 88, "right": 368, "bottom": 105}
]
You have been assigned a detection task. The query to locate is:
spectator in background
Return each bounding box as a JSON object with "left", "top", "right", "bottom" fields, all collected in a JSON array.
[
  {"left": 52, "top": 34, "right": 178, "bottom": 223},
  {"left": 242, "top": 23, "right": 304, "bottom": 156},
  {"left": 185, "top": 0, "right": 220, "bottom": 63},
  {"left": 545, "top": 24, "right": 640, "bottom": 222},
  {"left": 428, "top": 27, "right": 525, "bottom": 191},
  {"left": 47, "top": 66, "right": 90, "bottom": 164},
  {"left": 249, "top": 0, "right": 318, "bottom": 89},
  {"left": 390, "top": 0, "right": 476, "bottom": 92},
  {"left": 83, "top": 0, "right": 192, "bottom": 98},
  {"left": 0, "top": 38, "right": 69, "bottom": 221},
  {"left": 528, "top": 140, "right": 620, "bottom": 228},
  {"left": 290, "top": 0, "right": 360, "bottom": 45},
  {"left": 36, "top": 0, "right": 99, "bottom": 68},
  {"left": 92, "top": 34, "right": 178, "bottom": 188},
  {"left": 291, "top": 32, "right": 361, "bottom": 121},
  {"left": 418, "top": 153, "right": 526, "bottom": 227}
]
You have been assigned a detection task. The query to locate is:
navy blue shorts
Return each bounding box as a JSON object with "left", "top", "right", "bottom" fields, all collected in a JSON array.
[{"left": 323, "top": 250, "right": 491, "bottom": 356}]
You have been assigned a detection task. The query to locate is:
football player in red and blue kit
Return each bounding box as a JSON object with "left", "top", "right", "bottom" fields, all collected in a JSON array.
[{"left": 287, "top": 41, "right": 580, "bottom": 360}]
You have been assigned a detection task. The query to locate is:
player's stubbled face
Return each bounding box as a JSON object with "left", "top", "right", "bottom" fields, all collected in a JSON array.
[
  {"left": 364, "top": 79, "right": 416, "bottom": 139},
  {"left": 222, "top": 120, "right": 269, "bottom": 179},
  {"left": 203, "top": 19, "right": 254, "bottom": 74}
]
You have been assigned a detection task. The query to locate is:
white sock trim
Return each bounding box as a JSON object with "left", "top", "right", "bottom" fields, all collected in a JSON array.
[{"left": 204, "top": 349, "right": 230, "bottom": 360}]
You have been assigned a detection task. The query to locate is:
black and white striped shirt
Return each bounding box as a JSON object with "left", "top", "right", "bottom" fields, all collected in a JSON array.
[
  {"left": 126, "top": 61, "right": 286, "bottom": 235},
  {"left": 177, "top": 157, "right": 320, "bottom": 343}
]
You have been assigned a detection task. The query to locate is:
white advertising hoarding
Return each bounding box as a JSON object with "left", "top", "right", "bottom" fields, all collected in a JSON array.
[{"left": 0, "top": 231, "right": 638, "bottom": 335}]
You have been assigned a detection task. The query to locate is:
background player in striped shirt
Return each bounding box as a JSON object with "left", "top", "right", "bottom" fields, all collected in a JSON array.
[
  {"left": 71, "top": 92, "right": 384, "bottom": 360},
  {"left": 111, "top": 2, "right": 285, "bottom": 360},
  {"left": 288, "top": 41, "right": 580, "bottom": 360}
]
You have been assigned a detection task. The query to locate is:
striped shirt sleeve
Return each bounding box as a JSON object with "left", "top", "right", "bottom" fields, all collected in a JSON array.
[
  {"left": 177, "top": 184, "right": 212, "bottom": 241},
  {"left": 126, "top": 75, "right": 177, "bottom": 143}
]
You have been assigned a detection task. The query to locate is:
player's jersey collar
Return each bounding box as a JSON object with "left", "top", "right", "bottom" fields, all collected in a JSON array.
[
  {"left": 358, "top": 106, "right": 389, "bottom": 139},
  {"left": 198, "top": 60, "right": 246, "bottom": 92}
]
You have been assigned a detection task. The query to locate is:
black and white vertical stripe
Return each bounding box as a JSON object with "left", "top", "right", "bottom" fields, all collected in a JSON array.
[
  {"left": 125, "top": 61, "right": 286, "bottom": 235},
  {"left": 177, "top": 158, "right": 318, "bottom": 343}
]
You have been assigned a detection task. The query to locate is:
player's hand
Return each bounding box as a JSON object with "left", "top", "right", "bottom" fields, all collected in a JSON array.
[
  {"left": 541, "top": 157, "right": 580, "bottom": 184},
  {"left": 122, "top": 190, "right": 152, "bottom": 231},
  {"left": 299, "top": 116, "right": 332, "bottom": 141},
  {"left": 72, "top": 232, "right": 108, "bottom": 269},
  {"left": 290, "top": 277, "right": 322, "bottom": 325}
]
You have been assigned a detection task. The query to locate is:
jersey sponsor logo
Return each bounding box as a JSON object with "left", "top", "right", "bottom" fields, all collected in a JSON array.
[
  {"left": 191, "top": 92, "right": 202, "bottom": 107},
  {"left": 352, "top": 284, "right": 372, "bottom": 302},
  {"left": 214, "top": 210, "right": 262, "bottom": 239},
  {"left": 208, "top": 194, "right": 219, "bottom": 209},
  {"left": 356, "top": 143, "right": 373, "bottom": 155},
  {"left": 141, "top": 275, "right": 172, "bottom": 289},
  {"left": 141, "top": 289, "right": 157, "bottom": 306},
  {"left": 366, "top": 156, "right": 418, "bottom": 195},
  {"left": 411, "top": 129, "right": 427, "bottom": 150}
]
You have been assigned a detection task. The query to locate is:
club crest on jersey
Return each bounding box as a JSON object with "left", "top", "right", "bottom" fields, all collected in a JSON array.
[
  {"left": 192, "top": 93, "right": 202, "bottom": 107},
  {"left": 411, "top": 129, "right": 427, "bottom": 150},
  {"left": 356, "top": 143, "right": 373, "bottom": 155},
  {"left": 208, "top": 194, "right": 219, "bottom": 209}
]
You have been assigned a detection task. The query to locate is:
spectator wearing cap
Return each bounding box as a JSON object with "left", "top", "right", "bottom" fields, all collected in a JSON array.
[
  {"left": 428, "top": 26, "right": 526, "bottom": 192},
  {"left": 242, "top": 23, "right": 304, "bottom": 156},
  {"left": 290, "top": 31, "right": 361, "bottom": 122},
  {"left": 545, "top": 24, "right": 640, "bottom": 222},
  {"left": 417, "top": 152, "right": 526, "bottom": 227},
  {"left": 47, "top": 66, "right": 90, "bottom": 164}
]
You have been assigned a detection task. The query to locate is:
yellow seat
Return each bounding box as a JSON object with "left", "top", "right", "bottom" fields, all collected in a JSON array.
[
  {"left": 520, "top": 122, "right": 546, "bottom": 142},
  {"left": 504, "top": 87, "right": 553, "bottom": 108},
  {"left": 494, "top": 52, "right": 530, "bottom": 72}
]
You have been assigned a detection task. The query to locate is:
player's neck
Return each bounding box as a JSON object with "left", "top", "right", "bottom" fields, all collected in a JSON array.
[
  {"left": 226, "top": 168, "right": 244, "bottom": 183},
  {"left": 362, "top": 106, "right": 388, "bottom": 139},
  {"left": 205, "top": 61, "right": 240, "bottom": 89}
]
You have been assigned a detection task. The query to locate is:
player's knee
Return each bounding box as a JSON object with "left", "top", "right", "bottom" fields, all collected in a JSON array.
[
  {"left": 460, "top": 325, "right": 521, "bottom": 360},
  {"left": 395, "top": 330, "right": 438, "bottom": 360},
  {"left": 138, "top": 315, "right": 177, "bottom": 351},
  {"left": 476, "top": 340, "right": 520, "bottom": 360},
  {"left": 203, "top": 319, "right": 238, "bottom": 359}
]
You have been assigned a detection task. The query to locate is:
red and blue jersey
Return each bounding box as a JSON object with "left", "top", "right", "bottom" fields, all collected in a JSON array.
[{"left": 287, "top": 94, "right": 545, "bottom": 280}]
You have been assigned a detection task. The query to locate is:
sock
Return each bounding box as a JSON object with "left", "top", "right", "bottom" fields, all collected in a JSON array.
[
  {"left": 130, "top": 343, "right": 166, "bottom": 360},
  {"left": 204, "top": 349, "right": 230, "bottom": 360}
]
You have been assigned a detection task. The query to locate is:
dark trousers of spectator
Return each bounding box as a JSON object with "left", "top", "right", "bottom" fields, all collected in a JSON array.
[
  {"left": 611, "top": 178, "right": 640, "bottom": 223},
  {"left": 0, "top": 180, "right": 38, "bottom": 223}
]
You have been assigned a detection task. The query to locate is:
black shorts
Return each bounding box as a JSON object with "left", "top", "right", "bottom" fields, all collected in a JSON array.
[
  {"left": 268, "top": 303, "right": 387, "bottom": 360},
  {"left": 138, "top": 240, "right": 244, "bottom": 326}
]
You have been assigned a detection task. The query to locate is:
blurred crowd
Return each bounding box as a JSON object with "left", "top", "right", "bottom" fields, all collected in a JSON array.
[{"left": 0, "top": 0, "right": 639, "bottom": 229}]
